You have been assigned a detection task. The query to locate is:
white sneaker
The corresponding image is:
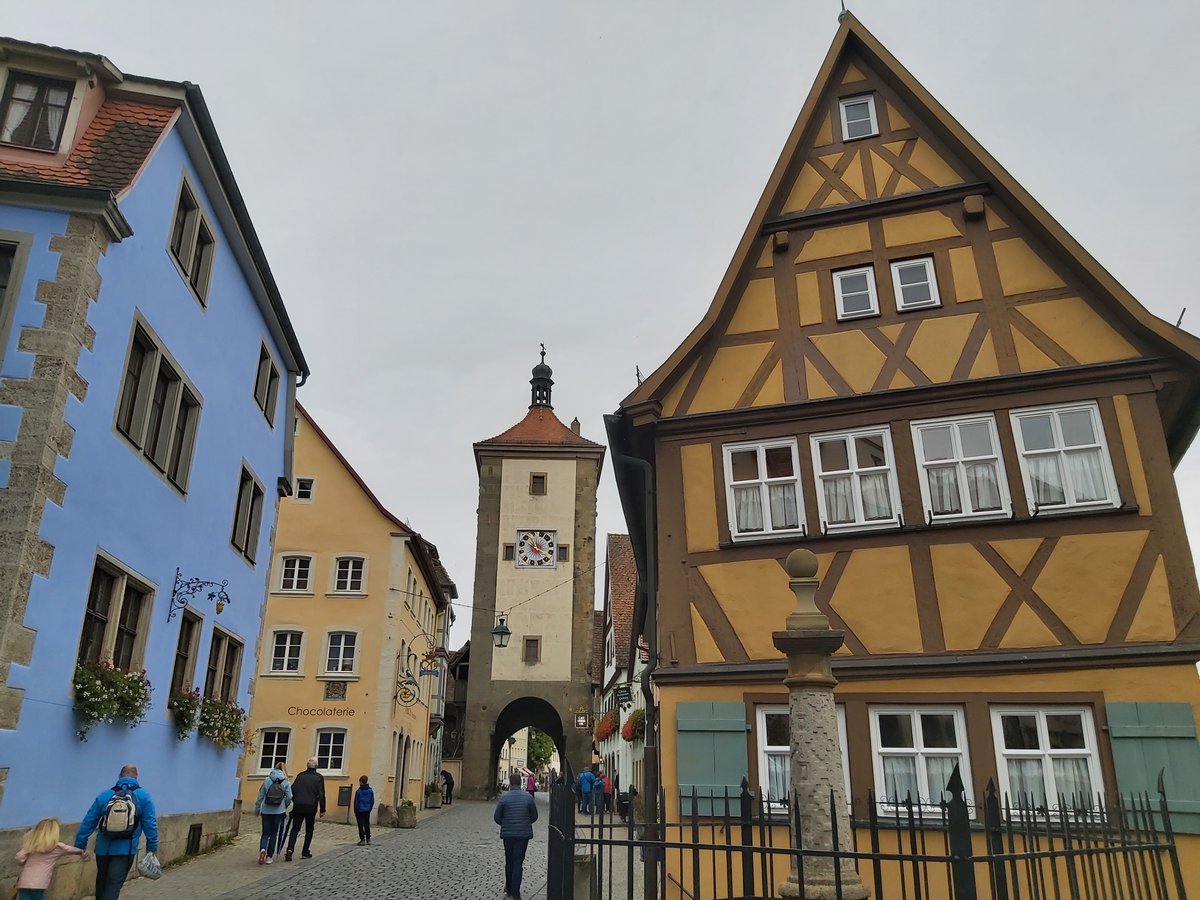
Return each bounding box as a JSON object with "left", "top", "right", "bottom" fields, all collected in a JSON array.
[{"left": 266, "top": 857, "right": 273, "bottom": 864}]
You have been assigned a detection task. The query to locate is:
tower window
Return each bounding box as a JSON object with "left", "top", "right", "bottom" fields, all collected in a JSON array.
[{"left": 529, "top": 473, "right": 547, "bottom": 496}]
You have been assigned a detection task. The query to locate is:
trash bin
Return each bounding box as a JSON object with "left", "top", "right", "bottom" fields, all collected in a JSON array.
[
  {"left": 337, "top": 785, "right": 352, "bottom": 807},
  {"left": 616, "top": 791, "right": 630, "bottom": 820}
]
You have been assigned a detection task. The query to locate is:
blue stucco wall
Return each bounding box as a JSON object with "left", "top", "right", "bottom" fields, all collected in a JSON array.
[{"left": 0, "top": 127, "right": 289, "bottom": 827}]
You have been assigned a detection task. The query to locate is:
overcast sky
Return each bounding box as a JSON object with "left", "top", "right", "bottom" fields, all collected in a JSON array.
[{"left": 9, "top": 1, "right": 1200, "bottom": 649}]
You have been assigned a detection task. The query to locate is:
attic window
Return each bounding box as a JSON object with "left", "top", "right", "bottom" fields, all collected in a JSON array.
[
  {"left": 839, "top": 94, "right": 878, "bottom": 141},
  {"left": 0, "top": 73, "right": 73, "bottom": 152}
]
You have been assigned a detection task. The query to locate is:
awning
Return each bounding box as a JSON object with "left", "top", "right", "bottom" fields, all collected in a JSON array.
[{"left": 516, "top": 767, "right": 533, "bottom": 777}]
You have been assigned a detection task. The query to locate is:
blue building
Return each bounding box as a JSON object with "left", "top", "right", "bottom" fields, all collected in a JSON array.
[{"left": 0, "top": 36, "right": 308, "bottom": 874}]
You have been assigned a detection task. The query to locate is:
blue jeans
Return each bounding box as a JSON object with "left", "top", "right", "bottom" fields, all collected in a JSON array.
[
  {"left": 18, "top": 889, "right": 46, "bottom": 900},
  {"left": 94, "top": 853, "right": 134, "bottom": 900},
  {"left": 260, "top": 813, "right": 285, "bottom": 857},
  {"left": 503, "top": 836, "right": 529, "bottom": 897}
]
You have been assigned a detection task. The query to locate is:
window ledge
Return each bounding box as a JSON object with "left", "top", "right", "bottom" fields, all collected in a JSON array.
[
  {"left": 316, "top": 674, "right": 359, "bottom": 682},
  {"left": 260, "top": 672, "right": 305, "bottom": 679},
  {"left": 273, "top": 591, "right": 314, "bottom": 598},
  {"left": 326, "top": 592, "right": 368, "bottom": 599}
]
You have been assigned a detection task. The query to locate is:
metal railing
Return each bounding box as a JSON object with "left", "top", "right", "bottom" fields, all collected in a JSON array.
[{"left": 546, "top": 768, "right": 1187, "bottom": 900}]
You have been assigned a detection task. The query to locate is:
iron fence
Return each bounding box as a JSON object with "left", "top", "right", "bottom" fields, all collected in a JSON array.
[{"left": 546, "top": 768, "right": 1187, "bottom": 900}]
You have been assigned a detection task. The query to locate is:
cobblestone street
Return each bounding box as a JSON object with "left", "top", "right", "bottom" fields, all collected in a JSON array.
[{"left": 120, "top": 796, "right": 550, "bottom": 900}]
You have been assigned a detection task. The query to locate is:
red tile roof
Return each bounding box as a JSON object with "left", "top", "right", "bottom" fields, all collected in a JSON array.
[
  {"left": 478, "top": 406, "right": 603, "bottom": 449},
  {"left": 607, "top": 534, "right": 636, "bottom": 669},
  {"left": 0, "top": 98, "right": 175, "bottom": 193},
  {"left": 590, "top": 610, "right": 605, "bottom": 686}
]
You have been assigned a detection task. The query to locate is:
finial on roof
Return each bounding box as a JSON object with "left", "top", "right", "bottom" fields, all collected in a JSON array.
[
  {"left": 838, "top": 0, "right": 850, "bottom": 21},
  {"left": 530, "top": 346, "right": 554, "bottom": 409}
]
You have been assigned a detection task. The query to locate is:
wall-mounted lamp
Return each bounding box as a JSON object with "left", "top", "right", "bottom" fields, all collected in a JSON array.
[{"left": 492, "top": 614, "right": 512, "bottom": 649}]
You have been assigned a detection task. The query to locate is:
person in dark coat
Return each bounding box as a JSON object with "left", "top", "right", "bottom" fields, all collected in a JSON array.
[
  {"left": 440, "top": 769, "right": 455, "bottom": 805},
  {"left": 284, "top": 757, "right": 326, "bottom": 861},
  {"left": 494, "top": 771, "right": 538, "bottom": 900}
]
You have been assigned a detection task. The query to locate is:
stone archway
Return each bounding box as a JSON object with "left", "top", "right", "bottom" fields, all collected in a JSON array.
[{"left": 468, "top": 695, "right": 582, "bottom": 799}]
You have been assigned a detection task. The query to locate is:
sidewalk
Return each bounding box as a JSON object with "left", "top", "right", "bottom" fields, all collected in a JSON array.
[{"left": 120, "top": 805, "right": 449, "bottom": 900}]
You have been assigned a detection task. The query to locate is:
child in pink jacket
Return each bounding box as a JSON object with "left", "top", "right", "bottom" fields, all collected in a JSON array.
[{"left": 15, "top": 817, "right": 88, "bottom": 899}]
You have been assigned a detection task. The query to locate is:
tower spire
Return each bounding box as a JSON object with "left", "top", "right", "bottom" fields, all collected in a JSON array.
[{"left": 530, "top": 344, "right": 554, "bottom": 409}]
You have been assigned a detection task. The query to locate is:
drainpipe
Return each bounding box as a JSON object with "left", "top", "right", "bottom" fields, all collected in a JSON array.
[{"left": 605, "top": 421, "right": 659, "bottom": 900}]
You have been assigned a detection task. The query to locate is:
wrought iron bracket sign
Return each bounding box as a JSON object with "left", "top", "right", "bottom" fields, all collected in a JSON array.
[
  {"left": 395, "top": 674, "right": 420, "bottom": 707},
  {"left": 168, "top": 567, "right": 231, "bottom": 622}
]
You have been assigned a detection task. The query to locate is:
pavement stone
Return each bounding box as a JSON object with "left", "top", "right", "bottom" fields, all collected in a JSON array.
[{"left": 120, "top": 797, "right": 549, "bottom": 900}]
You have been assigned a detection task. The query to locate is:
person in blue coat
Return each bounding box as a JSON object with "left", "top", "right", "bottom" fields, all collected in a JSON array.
[
  {"left": 494, "top": 771, "right": 538, "bottom": 900},
  {"left": 577, "top": 765, "right": 598, "bottom": 815},
  {"left": 353, "top": 775, "right": 375, "bottom": 845},
  {"left": 74, "top": 764, "right": 158, "bottom": 900},
  {"left": 254, "top": 766, "right": 292, "bottom": 865}
]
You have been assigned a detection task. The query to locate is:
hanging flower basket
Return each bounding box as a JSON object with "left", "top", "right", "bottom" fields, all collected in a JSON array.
[
  {"left": 72, "top": 661, "right": 152, "bottom": 741},
  {"left": 197, "top": 696, "right": 246, "bottom": 750},
  {"left": 594, "top": 709, "right": 618, "bottom": 742},
  {"left": 622, "top": 708, "right": 646, "bottom": 743},
  {"left": 167, "top": 688, "right": 202, "bottom": 741}
]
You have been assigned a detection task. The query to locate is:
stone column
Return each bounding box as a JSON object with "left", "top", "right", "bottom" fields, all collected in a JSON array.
[{"left": 773, "top": 549, "right": 868, "bottom": 900}]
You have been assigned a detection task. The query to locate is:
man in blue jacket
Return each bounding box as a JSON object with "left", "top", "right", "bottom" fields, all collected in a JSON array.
[
  {"left": 75, "top": 764, "right": 159, "bottom": 900},
  {"left": 494, "top": 771, "right": 538, "bottom": 900}
]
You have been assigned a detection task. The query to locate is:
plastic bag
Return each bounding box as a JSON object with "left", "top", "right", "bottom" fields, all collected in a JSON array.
[{"left": 137, "top": 852, "right": 163, "bottom": 880}]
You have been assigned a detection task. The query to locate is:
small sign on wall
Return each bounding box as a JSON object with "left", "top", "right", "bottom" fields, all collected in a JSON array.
[{"left": 574, "top": 712, "right": 590, "bottom": 732}]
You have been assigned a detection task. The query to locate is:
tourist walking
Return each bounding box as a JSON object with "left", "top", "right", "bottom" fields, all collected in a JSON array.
[
  {"left": 577, "top": 765, "right": 597, "bottom": 814},
  {"left": 285, "top": 756, "right": 326, "bottom": 861},
  {"left": 74, "top": 764, "right": 159, "bottom": 900},
  {"left": 254, "top": 765, "right": 291, "bottom": 865},
  {"left": 494, "top": 771, "right": 538, "bottom": 900},
  {"left": 601, "top": 769, "right": 613, "bottom": 813},
  {"left": 353, "top": 776, "right": 375, "bottom": 846},
  {"left": 16, "top": 817, "right": 88, "bottom": 899},
  {"left": 525, "top": 772, "right": 537, "bottom": 797},
  {"left": 440, "top": 769, "right": 455, "bottom": 805}
]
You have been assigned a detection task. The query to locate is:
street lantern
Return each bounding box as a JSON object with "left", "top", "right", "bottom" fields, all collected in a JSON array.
[{"left": 491, "top": 614, "right": 511, "bottom": 649}]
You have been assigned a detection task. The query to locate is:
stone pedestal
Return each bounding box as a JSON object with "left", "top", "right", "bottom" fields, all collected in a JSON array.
[{"left": 773, "top": 551, "right": 869, "bottom": 900}]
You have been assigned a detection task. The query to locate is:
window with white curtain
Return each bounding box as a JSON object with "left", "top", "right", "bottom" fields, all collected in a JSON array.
[
  {"left": 757, "top": 704, "right": 849, "bottom": 813},
  {"left": 811, "top": 427, "right": 899, "bottom": 530},
  {"left": 912, "top": 415, "right": 1009, "bottom": 520},
  {"left": 723, "top": 440, "right": 804, "bottom": 539},
  {"left": 870, "top": 706, "right": 971, "bottom": 812},
  {"left": 991, "top": 707, "right": 1100, "bottom": 814},
  {"left": 0, "top": 73, "right": 73, "bottom": 151},
  {"left": 1010, "top": 403, "right": 1117, "bottom": 512}
]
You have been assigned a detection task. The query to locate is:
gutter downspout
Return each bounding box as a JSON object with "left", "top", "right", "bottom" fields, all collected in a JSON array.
[{"left": 607, "top": 438, "right": 659, "bottom": 900}]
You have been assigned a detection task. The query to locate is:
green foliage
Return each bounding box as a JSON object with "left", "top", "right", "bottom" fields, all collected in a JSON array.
[
  {"left": 527, "top": 728, "right": 556, "bottom": 771},
  {"left": 167, "top": 688, "right": 202, "bottom": 741},
  {"left": 197, "top": 696, "right": 246, "bottom": 750},
  {"left": 72, "top": 661, "right": 152, "bottom": 741}
]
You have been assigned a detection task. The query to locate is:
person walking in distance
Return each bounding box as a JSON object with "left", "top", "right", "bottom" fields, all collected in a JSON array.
[
  {"left": 74, "top": 764, "right": 158, "bottom": 900},
  {"left": 494, "top": 771, "right": 538, "bottom": 900},
  {"left": 284, "top": 757, "right": 326, "bottom": 861},
  {"left": 525, "top": 772, "right": 537, "bottom": 798},
  {"left": 254, "top": 765, "right": 291, "bottom": 864},
  {"left": 577, "top": 765, "right": 596, "bottom": 815},
  {"left": 353, "top": 776, "right": 375, "bottom": 846},
  {"left": 601, "top": 768, "right": 613, "bottom": 814},
  {"left": 440, "top": 769, "right": 455, "bottom": 805}
]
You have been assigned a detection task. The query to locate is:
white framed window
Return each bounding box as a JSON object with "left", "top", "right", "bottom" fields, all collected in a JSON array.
[
  {"left": 911, "top": 415, "right": 1009, "bottom": 520},
  {"left": 316, "top": 728, "right": 347, "bottom": 773},
  {"left": 279, "top": 555, "right": 312, "bottom": 593},
  {"left": 295, "top": 478, "right": 315, "bottom": 501},
  {"left": 839, "top": 94, "right": 878, "bottom": 141},
  {"left": 333, "top": 556, "right": 365, "bottom": 594},
  {"left": 258, "top": 729, "right": 290, "bottom": 774},
  {"left": 811, "top": 427, "right": 900, "bottom": 530},
  {"left": 1010, "top": 403, "right": 1118, "bottom": 513},
  {"left": 723, "top": 440, "right": 804, "bottom": 539},
  {"left": 890, "top": 257, "right": 940, "bottom": 311},
  {"left": 757, "top": 705, "right": 849, "bottom": 812},
  {"left": 991, "top": 707, "right": 1100, "bottom": 813},
  {"left": 833, "top": 266, "right": 879, "bottom": 320},
  {"left": 270, "top": 631, "right": 302, "bottom": 673},
  {"left": 869, "top": 706, "right": 971, "bottom": 811},
  {"left": 325, "top": 631, "right": 357, "bottom": 674}
]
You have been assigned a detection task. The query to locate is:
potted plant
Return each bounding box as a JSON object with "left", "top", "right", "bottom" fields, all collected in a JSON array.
[
  {"left": 397, "top": 798, "right": 417, "bottom": 828},
  {"left": 621, "top": 708, "right": 646, "bottom": 743},
  {"left": 197, "top": 696, "right": 246, "bottom": 750},
  {"left": 72, "top": 660, "right": 152, "bottom": 741},
  {"left": 425, "top": 781, "right": 442, "bottom": 808},
  {"left": 594, "top": 709, "right": 618, "bottom": 742},
  {"left": 167, "top": 687, "right": 202, "bottom": 741}
]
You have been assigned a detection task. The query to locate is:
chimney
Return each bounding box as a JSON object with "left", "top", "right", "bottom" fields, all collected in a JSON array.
[{"left": 570, "top": 417, "right": 581, "bottom": 435}]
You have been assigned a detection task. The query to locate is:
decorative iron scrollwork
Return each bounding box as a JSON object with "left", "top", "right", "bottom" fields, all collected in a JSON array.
[{"left": 168, "top": 568, "right": 231, "bottom": 622}]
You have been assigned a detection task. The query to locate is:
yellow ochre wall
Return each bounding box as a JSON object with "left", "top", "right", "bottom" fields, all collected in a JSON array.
[{"left": 240, "top": 413, "right": 441, "bottom": 813}]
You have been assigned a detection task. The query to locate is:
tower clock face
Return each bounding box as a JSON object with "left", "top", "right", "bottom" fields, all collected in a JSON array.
[{"left": 516, "top": 529, "right": 557, "bottom": 568}]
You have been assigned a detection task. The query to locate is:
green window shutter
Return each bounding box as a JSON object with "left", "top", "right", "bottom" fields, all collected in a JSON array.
[
  {"left": 676, "top": 701, "right": 749, "bottom": 816},
  {"left": 1107, "top": 702, "right": 1200, "bottom": 834}
]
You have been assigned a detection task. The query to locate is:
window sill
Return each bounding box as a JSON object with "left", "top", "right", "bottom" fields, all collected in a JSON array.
[
  {"left": 167, "top": 249, "right": 209, "bottom": 308},
  {"left": 316, "top": 674, "right": 359, "bottom": 682},
  {"left": 836, "top": 310, "right": 880, "bottom": 322},
  {"left": 0, "top": 139, "right": 61, "bottom": 155},
  {"left": 326, "top": 592, "right": 367, "bottom": 599},
  {"left": 273, "top": 591, "right": 314, "bottom": 598},
  {"left": 730, "top": 530, "right": 806, "bottom": 543},
  {"left": 260, "top": 672, "right": 305, "bottom": 679}
]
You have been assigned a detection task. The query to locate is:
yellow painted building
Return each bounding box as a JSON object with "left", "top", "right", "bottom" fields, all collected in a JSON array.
[{"left": 240, "top": 405, "right": 456, "bottom": 816}]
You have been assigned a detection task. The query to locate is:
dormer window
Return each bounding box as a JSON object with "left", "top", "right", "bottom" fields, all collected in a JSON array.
[
  {"left": 0, "top": 73, "right": 73, "bottom": 152},
  {"left": 839, "top": 94, "right": 878, "bottom": 141}
]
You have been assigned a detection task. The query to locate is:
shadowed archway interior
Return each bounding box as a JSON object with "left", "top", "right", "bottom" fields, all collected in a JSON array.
[{"left": 489, "top": 696, "right": 571, "bottom": 796}]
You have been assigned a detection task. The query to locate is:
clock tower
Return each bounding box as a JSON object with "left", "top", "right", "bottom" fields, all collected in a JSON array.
[{"left": 460, "top": 352, "right": 605, "bottom": 798}]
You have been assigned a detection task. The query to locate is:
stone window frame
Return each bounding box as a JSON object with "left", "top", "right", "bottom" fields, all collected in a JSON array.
[
  {"left": 0, "top": 231, "right": 32, "bottom": 373},
  {"left": 277, "top": 553, "right": 314, "bottom": 594},
  {"left": 75, "top": 552, "right": 155, "bottom": 671},
  {"left": 868, "top": 704, "right": 974, "bottom": 815},
  {"left": 315, "top": 727, "right": 348, "bottom": 775},
  {"left": 329, "top": 555, "right": 368, "bottom": 596},
  {"left": 166, "top": 172, "right": 217, "bottom": 306},
  {"left": 557, "top": 543, "right": 570, "bottom": 562},
  {"left": 322, "top": 629, "right": 359, "bottom": 678},
  {"left": 267, "top": 628, "right": 306, "bottom": 676},
  {"left": 202, "top": 626, "right": 243, "bottom": 703},
  {"left": 230, "top": 463, "right": 265, "bottom": 564},
  {"left": 522, "top": 635, "right": 541, "bottom": 664},
  {"left": 253, "top": 342, "right": 281, "bottom": 426},
  {"left": 529, "top": 472, "right": 547, "bottom": 495},
  {"left": 113, "top": 312, "right": 204, "bottom": 495},
  {"left": 257, "top": 726, "right": 292, "bottom": 775},
  {"left": 169, "top": 608, "right": 203, "bottom": 695}
]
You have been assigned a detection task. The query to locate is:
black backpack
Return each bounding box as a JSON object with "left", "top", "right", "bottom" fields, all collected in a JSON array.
[
  {"left": 99, "top": 786, "right": 138, "bottom": 838},
  {"left": 265, "top": 777, "right": 286, "bottom": 806}
]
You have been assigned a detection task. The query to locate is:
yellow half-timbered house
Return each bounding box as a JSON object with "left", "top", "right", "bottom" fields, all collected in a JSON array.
[{"left": 607, "top": 14, "right": 1200, "bottom": 890}]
